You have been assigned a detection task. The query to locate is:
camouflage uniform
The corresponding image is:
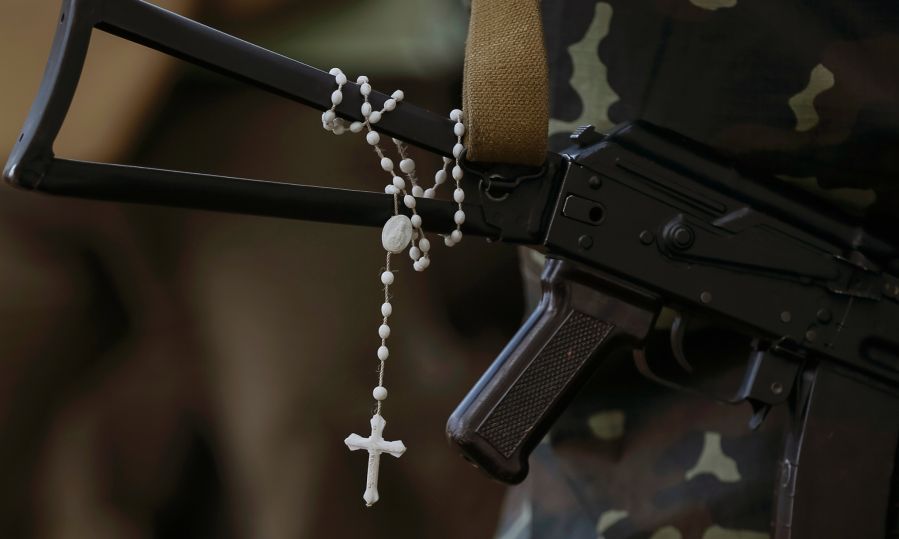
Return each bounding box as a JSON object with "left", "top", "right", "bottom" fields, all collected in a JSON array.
[{"left": 497, "top": 1, "right": 899, "bottom": 538}]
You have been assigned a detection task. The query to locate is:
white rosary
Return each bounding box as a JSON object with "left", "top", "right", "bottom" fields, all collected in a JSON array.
[{"left": 320, "top": 68, "right": 466, "bottom": 506}]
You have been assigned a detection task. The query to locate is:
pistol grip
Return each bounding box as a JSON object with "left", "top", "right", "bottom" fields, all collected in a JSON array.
[{"left": 447, "top": 258, "right": 659, "bottom": 484}]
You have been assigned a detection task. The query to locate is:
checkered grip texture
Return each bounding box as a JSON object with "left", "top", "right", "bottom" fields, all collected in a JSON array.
[{"left": 477, "top": 311, "right": 614, "bottom": 457}]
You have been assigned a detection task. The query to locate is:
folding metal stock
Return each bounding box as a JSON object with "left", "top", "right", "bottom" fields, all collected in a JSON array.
[{"left": 4, "top": 0, "right": 496, "bottom": 235}]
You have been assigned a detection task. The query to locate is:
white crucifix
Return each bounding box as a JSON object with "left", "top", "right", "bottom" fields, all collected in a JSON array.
[{"left": 345, "top": 413, "right": 407, "bottom": 506}]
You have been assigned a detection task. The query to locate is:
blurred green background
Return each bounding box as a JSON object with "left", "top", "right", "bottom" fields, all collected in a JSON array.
[{"left": 0, "top": 1, "right": 526, "bottom": 537}]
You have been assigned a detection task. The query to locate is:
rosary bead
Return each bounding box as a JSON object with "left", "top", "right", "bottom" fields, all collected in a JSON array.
[
  {"left": 385, "top": 185, "right": 398, "bottom": 195},
  {"left": 322, "top": 110, "right": 336, "bottom": 124},
  {"left": 410, "top": 214, "right": 422, "bottom": 228},
  {"left": 350, "top": 121, "right": 364, "bottom": 133},
  {"left": 356, "top": 75, "right": 369, "bottom": 84},
  {"left": 419, "top": 238, "right": 431, "bottom": 252},
  {"left": 381, "top": 302, "right": 393, "bottom": 317},
  {"left": 451, "top": 229, "right": 463, "bottom": 243},
  {"left": 381, "top": 271, "right": 394, "bottom": 285},
  {"left": 361, "top": 102, "right": 373, "bottom": 117},
  {"left": 379, "top": 324, "right": 391, "bottom": 339},
  {"left": 453, "top": 188, "right": 465, "bottom": 203},
  {"left": 392, "top": 176, "right": 405, "bottom": 189},
  {"left": 444, "top": 236, "right": 456, "bottom": 247},
  {"left": 333, "top": 124, "right": 346, "bottom": 135},
  {"left": 335, "top": 72, "right": 348, "bottom": 85},
  {"left": 399, "top": 159, "right": 416, "bottom": 173},
  {"left": 454, "top": 122, "right": 466, "bottom": 137},
  {"left": 381, "top": 157, "right": 394, "bottom": 171},
  {"left": 423, "top": 188, "right": 435, "bottom": 199},
  {"left": 453, "top": 143, "right": 464, "bottom": 159},
  {"left": 454, "top": 210, "right": 466, "bottom": 225},
  {"left": 369, "top": 111, "right": 382, "bottom": 124},
  {"left": 403, "top": 195, "right": 416, "bottom": 209},
  {"left": 409, "top": 246, "right": 421, "bottom": 260},
  {"left": 411, "top": 185, "right": 424, "bottom": 198},
  {"left": 366, "top": 131, "right": 380, "bottom": 145},
  {"left": 373, "top": 386, "right": 388, "bottom": 401},
  {"left": 383, "top": 98, "right": 397, "bottom": 111},
  {"left": 331, "top": 90, "right": 343, "bottom": 105},
  {"left": 413, "top": 260, "right": 425, "bottom": 272},
  {"left": 434, "top": 170, "right": 447, "bottom": 185},
  {"left": 377, "top": 346, "right": 389, "bottom": 360},
  {"left": 391, "top": 90, "right": 404, "bottom": 101},
  {"left": 450, "top": 108, "right": 463, "bottom": 122},
  {"left": 452, "top": 165, "right": 464, "bottom": 180},
  {"left": 329, "top": 67, "right": 343, "bottom": 76},
  {"left": 419, "top": 256, "right": 431, "bottom": 269},
  {"left": 360, "top": 83, "right": 372, "bottom": 96}
]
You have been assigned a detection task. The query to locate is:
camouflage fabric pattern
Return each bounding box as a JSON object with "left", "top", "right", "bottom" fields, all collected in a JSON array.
[
  {"left": 543, "top": 0, "right": 899, "bottom": 230},
  {"left": 497, "top": 252, "right": 784, "bottom": 539},
  {"left": 497, "top": 1, "right": 899, "bottom": 537}
]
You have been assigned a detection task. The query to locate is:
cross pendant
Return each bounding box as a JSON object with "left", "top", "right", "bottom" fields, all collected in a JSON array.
[{"left": 345, "top": 414, "right": 406, "bottom": 506}]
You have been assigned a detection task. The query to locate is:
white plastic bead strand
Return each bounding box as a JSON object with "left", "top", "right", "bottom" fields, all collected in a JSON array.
[
  {"left": 319, "top": 69, "right": 466, "bottom": 506},
  {"left": 390, "top": 138, "right": 434, "bottom": 270},
  {"left": 376, "top": 251, "right": 393, "bottom": 415},
  {"left": 322, "top": 68, "right": 351, "bottom": 134},
  {"left": 358, "top": 86, "right": 428, "bottom": 264},
  {"left": 356, "top": 85, "right": 432, "bottom": 272},
  {"left": 445, "top": 108, "right": 466, "bottom": 247},
  {"left": 425, "top": 157, "right": 452, "bottom": 200}
]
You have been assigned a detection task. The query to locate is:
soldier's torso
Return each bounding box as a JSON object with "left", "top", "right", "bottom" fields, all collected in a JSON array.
[{"left": 497, "top": 2, "right": 898, "bottom": 538}]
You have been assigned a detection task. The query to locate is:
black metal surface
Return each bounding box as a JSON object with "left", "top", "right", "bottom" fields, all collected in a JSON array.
[
  {"left": 98, "top": 0, "right": 457, "bottom": 155},
  {"left": 4, "top": 0, "right": 466, "bottom": 231},
  {"left": 610, "top": 122, "right": 896, "bottom": 262},
  {"left": 547, "top": 123, "right": 899, "bottom": 389},
  {"left": 634, "top": 339, "right": 802, "bottom": 414},
  {"left": 459, "top": 152, "right": 564, "bottom": 244},
  {"left": 773, "top": 364, "right": 899, "bottom": 538},
  {"left": 449, "top": 121, "right": 899, "bottom": 497},
  {"left": 42, "top": 159, "right": 497, "bottom": 235}
]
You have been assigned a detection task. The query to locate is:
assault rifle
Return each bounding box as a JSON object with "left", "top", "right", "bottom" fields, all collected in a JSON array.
[{"left": 5, "top": 1, "right": 898, "bottom": 537}]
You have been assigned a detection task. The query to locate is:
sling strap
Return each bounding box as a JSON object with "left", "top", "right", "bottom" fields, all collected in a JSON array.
[{"left": 462, "top": 0, "right": 549, "bottom": 166}]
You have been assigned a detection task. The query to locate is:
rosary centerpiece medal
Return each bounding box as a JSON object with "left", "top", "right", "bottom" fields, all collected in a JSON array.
[{"left": 319, "top": 68, "right": 467, "bottom": 506}]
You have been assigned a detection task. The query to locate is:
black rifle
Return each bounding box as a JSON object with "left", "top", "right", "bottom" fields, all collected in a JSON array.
[{"left": 5, "top": 1, "right": 899, "bottom": 537}]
